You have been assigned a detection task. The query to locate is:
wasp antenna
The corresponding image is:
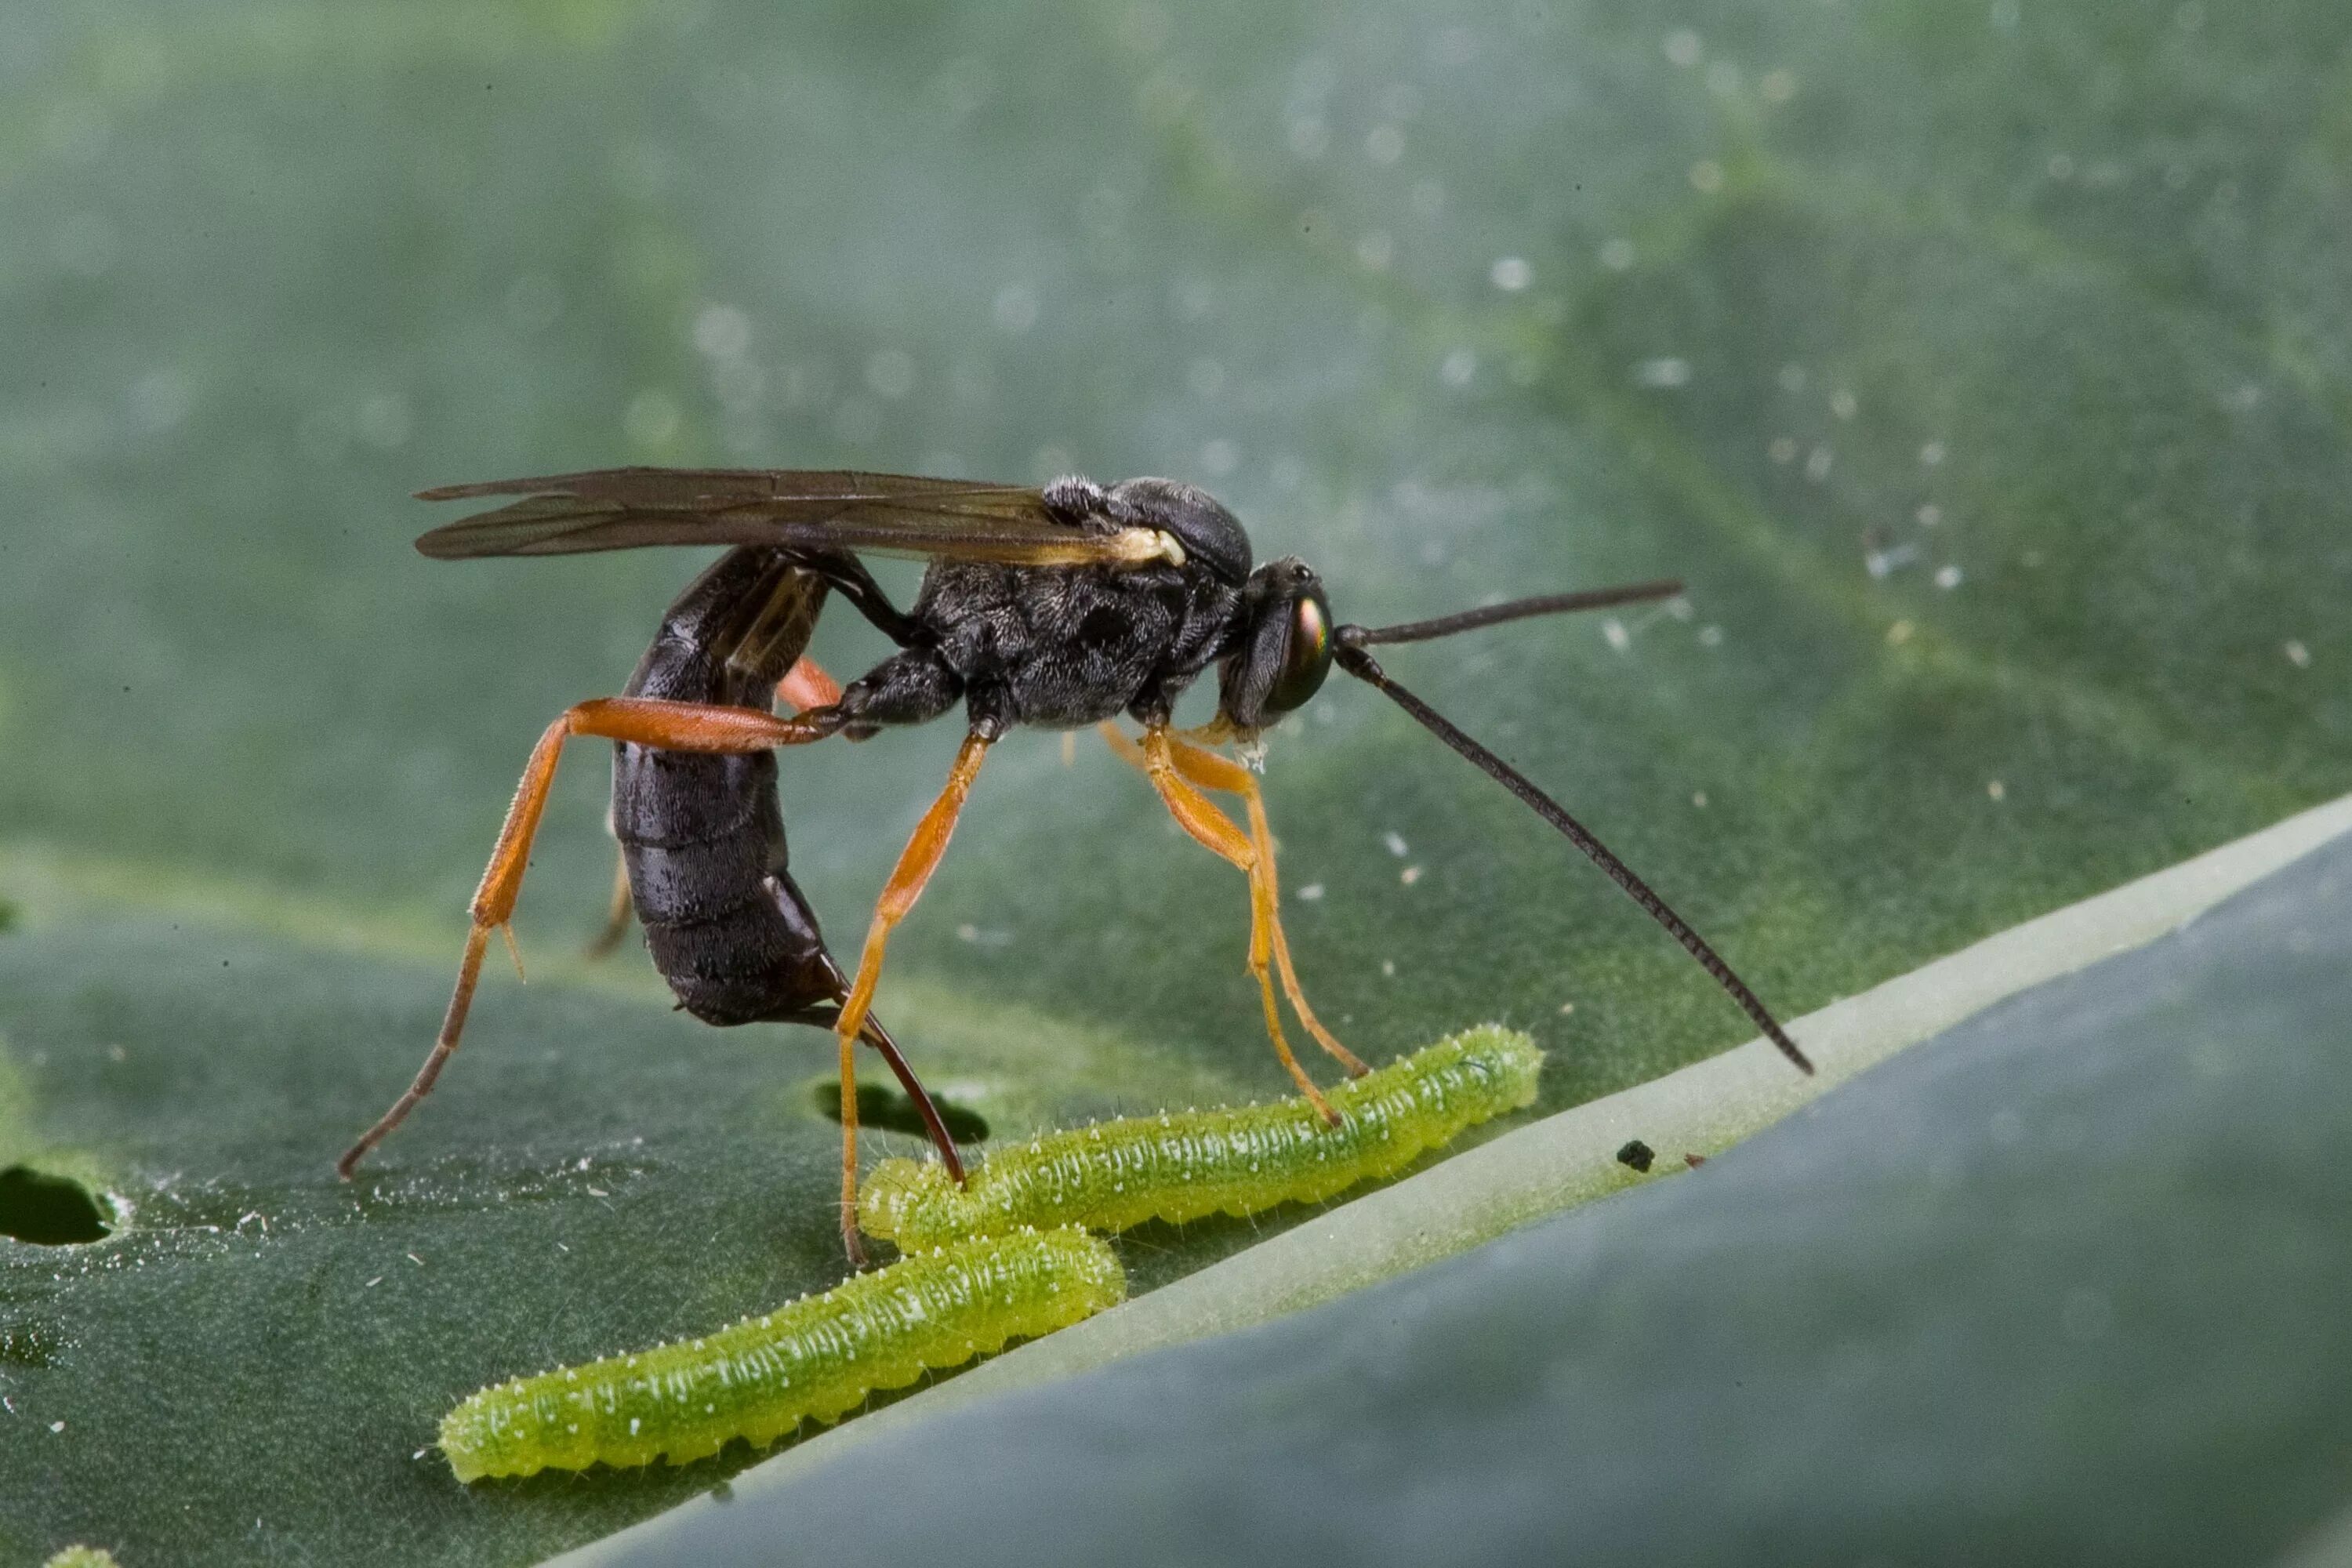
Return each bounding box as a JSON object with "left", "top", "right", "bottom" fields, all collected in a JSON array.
[
  {"left": 1330, "top": 641, "right": 1811, "bottom": 1075},
  {"left": 1342, "top": 579, "right": 1683, "bottom": 648}
]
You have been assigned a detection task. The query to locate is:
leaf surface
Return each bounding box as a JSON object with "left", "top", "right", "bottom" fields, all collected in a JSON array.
[{"left": 2, "top": 1, "right": 2348, "bottom": 1561}]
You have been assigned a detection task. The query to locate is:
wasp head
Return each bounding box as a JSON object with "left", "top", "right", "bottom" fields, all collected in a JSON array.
[{"left": 1217, "top": 557, "right": 1334, "bottom": 734}]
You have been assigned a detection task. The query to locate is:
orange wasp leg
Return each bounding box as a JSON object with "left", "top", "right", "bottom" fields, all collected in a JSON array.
[
  {"left": 1099, "top": 724, "right": 1366, "bottom": 1083},
  {"left": 833, "top": 731, "right": 994, "bottom": 1258},
  {"left": 584, "top": 844, "right": 635, "bottom": 959},
  {"left": 337, "top": 695, "right": 837, "bottom": 1180},
  {"left": 583, "top": 657, "right": 842, "bottom": 962},
  {"left": 1161, "top": 732, "right": 1367, "bottom": 1079},
  {"left": 1120, "top": 724, "right": 1341, "bottom": 1123},
  {"left": 778, "top": 654, "right": 843, "bottom": 713}
]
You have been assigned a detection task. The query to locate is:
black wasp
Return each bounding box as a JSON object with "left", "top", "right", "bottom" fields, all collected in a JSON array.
[{"left": 340, "top": 468, "right": 1811, "bottom": 1262}]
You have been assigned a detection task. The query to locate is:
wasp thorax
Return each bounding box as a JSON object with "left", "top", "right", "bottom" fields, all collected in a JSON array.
[{"left": 1104, "top": 477, "right": 1253, "bottom": 584}]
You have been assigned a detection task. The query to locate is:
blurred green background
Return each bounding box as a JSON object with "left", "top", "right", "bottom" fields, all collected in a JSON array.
[{"left": 2, "top": 0, "right": 2348, "bottom": 1562}]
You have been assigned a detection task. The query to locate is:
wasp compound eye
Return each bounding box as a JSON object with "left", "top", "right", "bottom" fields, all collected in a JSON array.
[
  {"left": 1218, "top": 564, "right": 1331, "bottom": 730},
  {"left": 1263, "top": 583, "right": 1334, "bottom": 715}
]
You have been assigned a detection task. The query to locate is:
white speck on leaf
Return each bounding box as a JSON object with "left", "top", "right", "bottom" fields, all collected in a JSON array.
[
  {"left": 691, "top": 304, "right": 750, "bottom": 359},
  {"left": 993, "top": 285, "right": 1038, "bottom": 333}
]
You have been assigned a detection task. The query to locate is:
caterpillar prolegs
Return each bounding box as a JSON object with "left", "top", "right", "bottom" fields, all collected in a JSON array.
[{"left": 860, "top": 1025, "right": 1544, "bottom": 1252}]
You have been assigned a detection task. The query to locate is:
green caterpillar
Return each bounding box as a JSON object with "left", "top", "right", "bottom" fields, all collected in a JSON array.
[
  {"left": 861, "top": 1025, "right": 1543, "bottom": 1251},
  {"left": 439, "top": 1226, "right": 1123, "bottom": 1481}
]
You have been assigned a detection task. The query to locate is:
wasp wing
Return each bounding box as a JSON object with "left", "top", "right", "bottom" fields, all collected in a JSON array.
[{"left": 414, "top": 468, "right": 1175, "bottom": 568}]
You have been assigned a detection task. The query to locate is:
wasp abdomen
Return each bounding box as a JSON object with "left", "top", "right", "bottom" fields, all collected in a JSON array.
[{"left": 612, "top": 548, "right": 844, "bottom": 1028}]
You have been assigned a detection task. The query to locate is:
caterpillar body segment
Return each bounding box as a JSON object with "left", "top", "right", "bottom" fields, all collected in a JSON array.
[
  {"left": 861, "top": 1026, "right": 1543, "bottom": 1251},
  {"left": 439, "top": 1226, "right": 1124, "bottom": 1481}
]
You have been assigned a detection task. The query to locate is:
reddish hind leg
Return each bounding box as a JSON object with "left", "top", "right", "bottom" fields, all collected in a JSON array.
[{"left": 338, "top": 696, "right": 837, "bottom": 1178}]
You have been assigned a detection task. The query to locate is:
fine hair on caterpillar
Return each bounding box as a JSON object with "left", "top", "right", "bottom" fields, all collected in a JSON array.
[
  {"left": 437, "top": 1227, "right": 1123, "bottom": 1482},
  {"left": 860, "top": 1026, "right": 1543, "bottom": 1252}
]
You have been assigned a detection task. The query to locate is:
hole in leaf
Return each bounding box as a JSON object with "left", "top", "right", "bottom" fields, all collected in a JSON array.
[
  {"left": 809, "top": 1081, "right": 989, "bottom": 1145},
  {"left": 0, "top": 1166, "right": 111, "bottom": 1245}
]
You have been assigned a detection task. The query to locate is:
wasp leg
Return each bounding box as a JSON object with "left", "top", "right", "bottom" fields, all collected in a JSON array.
[
  {"left": 586, "top": 663, "right": 833, "bottom": 964},
  {"left": 832, "top": 731, "right": 993, "bottom": 1258},
  {"left": 1161, "top": 734, "right": 1368, "bottom": 1079},
  {"left": 850, "top": 1005, "right": 967, "bottom": 1186},
  {"left": 786, "top": 971, "right": 970, "bottom": 1269},
  {"left": 1099, "top": 725, "right": 1365, "bottom": 1083},
  {"left": 338, "top": 695, "right": 842, "bottom": 1179},
  {"left": 779, "top": 655, "right": 842, "bottom": 713},
  {"left": 1123, "top": 724, "right": 1340, "bottom": 1123},
  {"left": 804, "top": 552, "right": 924, "bottom": 648},
  {"left": 793, "top": 998, "right": 969, "bottom": 1266},
  {"left": 583, "top": 844, "right": 635, "bottom": 959},
  {"left": 792, "top": 661, "right": 975, "bottom": 1248}
]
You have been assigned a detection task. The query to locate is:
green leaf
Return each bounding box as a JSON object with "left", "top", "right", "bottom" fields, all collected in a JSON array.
[
  {"left": 562, "top": 813, "right": 2352, "bottom": 1568},
  {"left": 554, "top": 789, "right": 2352, "bottom": 1564},
  {"left": 2, "top": 1, "right": 2348, "bottom": 1563}
]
